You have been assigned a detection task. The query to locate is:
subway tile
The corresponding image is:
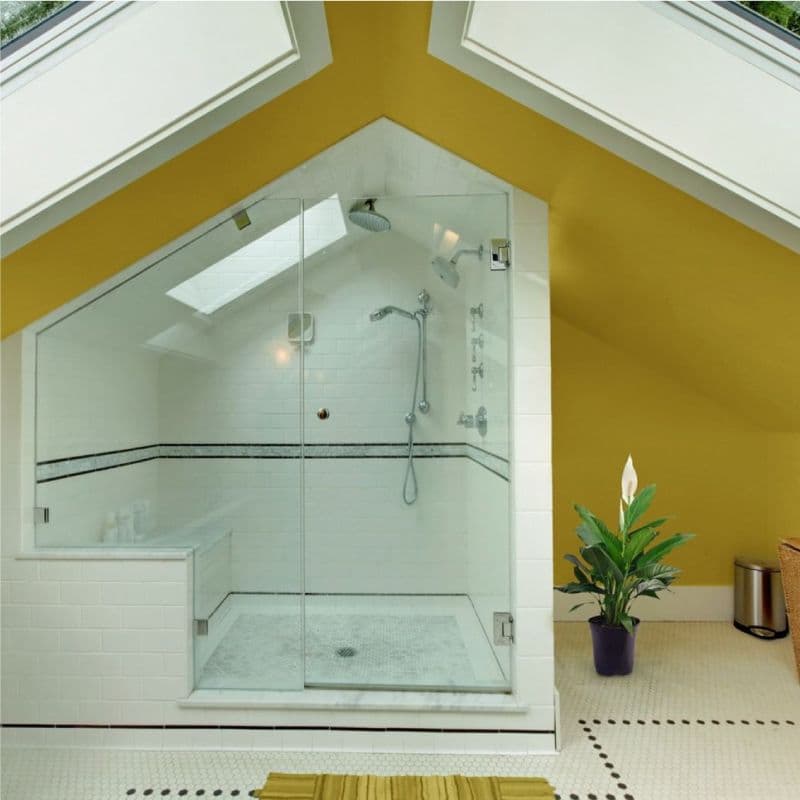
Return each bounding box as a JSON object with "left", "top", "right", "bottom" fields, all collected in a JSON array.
[
  {"left": 516, "top": 559, "right": 554, "bottom": 608},
  {"left": 514, "top": 607, "right": 554, "bottom": 657},
  {"left": 30, "top": 604, "right": 82, "bottom": 628},
  {"left": 515, "top": 414, "right": 551, "bottom": 463},
  {"left": 60, "top": 581, "right": 101, "bottom": 605},
  {"left": 513, "top": 462, "right": 553, "bottom": 511},
  {"left": 513, "top": 367, "right": 551, "bottom": 414},
  {"left": 514, "top": 511, "right": 553, "bottom": 561},
  {"left": 81, "top": 605, "right": 123, "bottom": 629},
  {"left": 513, "top": 318, "right": 551, "bottom": 366}
]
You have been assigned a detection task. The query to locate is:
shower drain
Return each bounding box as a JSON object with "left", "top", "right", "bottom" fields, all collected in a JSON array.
[{"left": 336, "top": 646, "right": 357, "bottom": 658}]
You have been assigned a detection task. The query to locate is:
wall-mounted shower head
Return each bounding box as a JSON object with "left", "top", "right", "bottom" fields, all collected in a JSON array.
[
  {"left": 431, "top": 244, "right": 484, "bottom": 289},
  {"left": 349, "top": 199, "right": 391, "bottom": 233},
  {"left": 431, "top": 256, "right": 460, "bottom": 289}
]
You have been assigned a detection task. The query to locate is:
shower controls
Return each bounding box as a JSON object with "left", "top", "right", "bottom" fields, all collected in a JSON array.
[
  {"left": 470, "top": 303, "right": 484, "bottom": 332},
  {"left": 457, "top": 406, "right": 487, "bottom": 435},
  {"left": 471, "top": 334, "right": 484, "bottom": 363},
  {"left": 471, "top": 362, "right": 484, "bottom": 392},
  {"left": 317, "top": 408, "right": 330, "bottom": 420}
]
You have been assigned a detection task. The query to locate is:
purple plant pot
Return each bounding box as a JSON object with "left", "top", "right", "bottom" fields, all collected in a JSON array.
[{"left": 589, "top": 616, "right": 640, "bottom": 676}]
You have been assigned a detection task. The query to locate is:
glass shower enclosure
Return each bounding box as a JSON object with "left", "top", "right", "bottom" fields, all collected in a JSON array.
[{"left": 34, "top": 191, "right": 512, "bottom": 693}]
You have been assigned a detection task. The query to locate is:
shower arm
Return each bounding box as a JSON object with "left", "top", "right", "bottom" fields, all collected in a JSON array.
[{"left": 450, "top": 244, "right": 484, "bottom": 265}]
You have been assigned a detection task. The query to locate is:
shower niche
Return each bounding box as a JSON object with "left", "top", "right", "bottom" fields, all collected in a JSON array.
[{"left": 33, "top": 189, "right": 513, "bottom": 694}]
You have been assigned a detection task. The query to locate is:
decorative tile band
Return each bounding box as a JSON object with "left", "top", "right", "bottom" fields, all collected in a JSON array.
[
  {"left": 37, "top": 442, "right": 509, "bottom": 483},
  {"left": 36, "top": 445, "right": 159, "bottom": 483}
]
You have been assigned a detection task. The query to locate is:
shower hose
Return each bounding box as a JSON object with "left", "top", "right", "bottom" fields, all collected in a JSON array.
[{"left": 402, "top": 315, "right": 424, "bottom": 505}]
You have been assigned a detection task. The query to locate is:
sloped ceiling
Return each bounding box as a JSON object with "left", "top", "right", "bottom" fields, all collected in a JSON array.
[{"left": 2, "top": 2, "right": 799, "bottom": 430}]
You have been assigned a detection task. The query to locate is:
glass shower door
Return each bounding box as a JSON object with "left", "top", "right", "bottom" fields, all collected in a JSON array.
[{"left": 301, "top": 193, "right": 512, "bottom": 691}]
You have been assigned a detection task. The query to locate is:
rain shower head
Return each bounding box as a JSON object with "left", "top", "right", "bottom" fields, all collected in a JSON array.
[{"left": 349, "top": 199, "right": 391, "bottom": 233}]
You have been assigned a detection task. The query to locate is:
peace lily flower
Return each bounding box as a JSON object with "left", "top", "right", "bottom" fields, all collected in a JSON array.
[{"left": 621, "top": 454, "right": 638, "bottom": 505}]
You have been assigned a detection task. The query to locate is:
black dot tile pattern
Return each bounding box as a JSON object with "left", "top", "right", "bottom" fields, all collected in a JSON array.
[
  {"left": 574, "top": 714, "right": 799, "bottom": 800},
  {"left": 578, "top": 719, "right": 635, "bottom": 800},
  {"left": 122, "top": 793, "right": 249, "bottom": 798}
]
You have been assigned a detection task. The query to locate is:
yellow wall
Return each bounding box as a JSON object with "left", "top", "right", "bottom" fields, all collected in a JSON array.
[
  {"left": 3, "top": 2, "right": 798, "bottom": 583},
  {"left": 552, "top": 317, "right": 770, "bottom": 585}
]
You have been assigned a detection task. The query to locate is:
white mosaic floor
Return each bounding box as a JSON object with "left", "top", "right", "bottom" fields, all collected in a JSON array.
[
  {"left": 196, "top": 594, "right": 508, "bottom": 691},
  {"left": 3, "top": 623, "right": 799, "bottom": 800}
]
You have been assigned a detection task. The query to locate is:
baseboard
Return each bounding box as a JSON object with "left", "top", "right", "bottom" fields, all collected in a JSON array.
[{"left": 553, "top": 585, "right": 733, "bottom": 622}]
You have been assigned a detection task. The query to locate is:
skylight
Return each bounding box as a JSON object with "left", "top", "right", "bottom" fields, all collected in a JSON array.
[{"left": 166, "top": 195, "right": 347, "bottom": 315}]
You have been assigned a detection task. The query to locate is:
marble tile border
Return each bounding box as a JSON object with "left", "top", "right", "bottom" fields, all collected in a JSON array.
[
  {"left": 36, "top": 445, "right": 159, "bottom": 483},
  {"left": 36, "top": 443, "right": 510, "bottom": 483}
]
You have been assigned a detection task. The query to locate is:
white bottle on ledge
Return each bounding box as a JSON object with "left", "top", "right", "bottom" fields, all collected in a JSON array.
[{"left": 102, "top": 512, "right": 118, "bottom": 544}]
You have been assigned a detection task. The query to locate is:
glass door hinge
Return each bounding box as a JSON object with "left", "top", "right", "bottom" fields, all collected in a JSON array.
[
  {"left": 493, "top": 612, "right": 514, "bottom": 645},
  {"left": 490, "top": 238, "right": 511, "bottom": 270},
  {"left": 195, "top": 619, "right": 208, "bottom": 636}
]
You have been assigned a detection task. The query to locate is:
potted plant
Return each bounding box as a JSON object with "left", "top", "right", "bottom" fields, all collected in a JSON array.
[{"left": 557, "top": 456, "right": 694, "bottom": 675}]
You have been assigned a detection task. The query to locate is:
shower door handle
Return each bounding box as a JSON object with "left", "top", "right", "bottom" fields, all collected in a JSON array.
[{"left": 316, "top": 408, "right": 330, "bottom": 420}]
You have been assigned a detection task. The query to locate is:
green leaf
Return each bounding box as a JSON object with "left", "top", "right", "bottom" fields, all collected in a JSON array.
[
  {"left": 564, "top": 553, "right": 593, "bottom": 584},
  {"left": 620, "top": 613, "right": 634, "bottom": 634},
  {"left": 582, "top": 544, "right": 624, "bottom": 584},
  {"left": 627, "top": 517, "right": 670, "bottom": 536},
  {"left": 556, "top": 582, "right": 604, "bottom": 595},
  {"left": 575, "top": 505, "right": 622, "bottom": 559},
  {"left": 624, "top": 526, "right": 659, "bottom": 564},
  {"left": 624, "top": 484, "right": 657, "bottom": 531},
  {"left": 569, "top": 601, "right": 596, "bottom": 613},
  {"left": 637, "top": 533, "right": 695, "bottom": 567}
]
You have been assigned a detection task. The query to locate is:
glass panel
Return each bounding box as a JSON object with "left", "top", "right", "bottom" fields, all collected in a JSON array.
[
  {"left": 34, "top": 197, "right": 305, "bottom": 691},
  {"left": 302, "top": 193, "right": 511, "bottom": 691}
]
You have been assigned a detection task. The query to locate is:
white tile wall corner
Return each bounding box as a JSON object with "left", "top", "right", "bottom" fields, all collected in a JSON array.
[{"left": 508, "top": 188, "right": 555, "bottom": 729}]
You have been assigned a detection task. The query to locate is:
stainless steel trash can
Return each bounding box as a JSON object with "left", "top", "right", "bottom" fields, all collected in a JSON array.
[{"left": 734, "top": 557, "right": 788, "bottom": 639}]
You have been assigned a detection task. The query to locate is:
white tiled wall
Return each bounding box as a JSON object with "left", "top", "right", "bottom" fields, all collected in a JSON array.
[
  {"left": 0, "top": 122, "right": 555, "bottom": 749},
  {"left": 0, "top": 547, "right": 191, "bottom": 725},
  {"left": 509, "top": 189, "right": 554, "bottom": 707},
  {"left": 34, "top": 334, "right": 161, "bottom": 546},
  {"left": 36, "top": 335, "right": 159, "bottom": 461}
]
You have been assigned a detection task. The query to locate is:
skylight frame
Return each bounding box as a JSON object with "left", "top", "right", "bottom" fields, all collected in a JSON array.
[{"left": 165, "top": 194, "right": 347, "bottom": 316}]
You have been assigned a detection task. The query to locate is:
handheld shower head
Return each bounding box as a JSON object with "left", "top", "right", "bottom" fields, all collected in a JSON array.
[{"left": 369, "top": 308, "right": 390, "bottom": 321}]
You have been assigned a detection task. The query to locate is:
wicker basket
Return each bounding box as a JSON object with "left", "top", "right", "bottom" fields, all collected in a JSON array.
[{"left": 778, "top": 538, "right": 800, "bottom": 680}]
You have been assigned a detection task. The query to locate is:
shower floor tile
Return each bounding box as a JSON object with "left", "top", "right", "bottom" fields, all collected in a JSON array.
[{"left": 195, "top": 594, "right": 508, "bottom": 691}]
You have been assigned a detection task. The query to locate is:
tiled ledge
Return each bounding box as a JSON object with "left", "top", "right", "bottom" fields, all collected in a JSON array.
[
  {"left": 15, "top": 548, "right": 191, "bottom": 561},
  {"left": 179, "top": 688, "right": 529, "bottom": 714}
]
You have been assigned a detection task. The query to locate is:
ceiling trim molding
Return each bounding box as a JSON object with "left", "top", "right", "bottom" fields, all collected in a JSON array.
[
  {"left": 429, "top": 1, "right": 799, "bottom": 254},
  {"left": 0, "top": 1, "right": 332, "bottom": 256}
]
